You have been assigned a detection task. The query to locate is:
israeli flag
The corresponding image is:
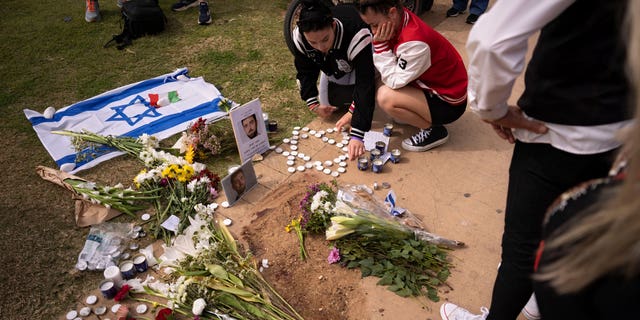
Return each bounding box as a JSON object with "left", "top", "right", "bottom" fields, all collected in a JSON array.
[
  {"left": 24, "top": 68, "right": 228, "bottom": 173},
  {"left": 384, "top": 190, "right": 406, "bottom": 217}
]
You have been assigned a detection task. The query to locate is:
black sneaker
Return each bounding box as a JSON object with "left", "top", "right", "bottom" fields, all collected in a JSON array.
[
  {"left": 466, "top": 14, "right": 479, "bottom": 24},
  {"left": 198, "top": 1, "right": 212, "bottom": 25},
  {"left": 446, "top": 7, "right": 464, "bottom": 17},
  {"left": 172, "top": 0, "right": 198, "bottom": 12},
  {"left": 401, "top": 126, "right": 449, "bottom": 152}
]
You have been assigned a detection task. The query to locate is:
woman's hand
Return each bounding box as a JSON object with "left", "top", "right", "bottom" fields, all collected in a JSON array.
[
  {"left": 373, "top": 20, "right": 395, "bottom": 43},
  {"left": 336, "top": 112, "right": 352, "bottom": 133},
  {"left": 347, "top": 139, "right": 365, "bottom": 160},
  {"left": 315, "top": 104, "right": 338, "bottom": 118}
]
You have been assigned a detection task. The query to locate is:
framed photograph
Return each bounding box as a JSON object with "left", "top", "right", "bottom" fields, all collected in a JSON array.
[
  {"left": 229, "top": 98, "right": 270, "bottom": 163},
  {"left": 221, "top": 159, "right": 258, "bottom": 206}
]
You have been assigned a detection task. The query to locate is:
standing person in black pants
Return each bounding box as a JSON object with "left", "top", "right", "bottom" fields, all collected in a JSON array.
[
  {"left": 440, "top": 1, "right": 632, "bottom": 319},
  {"left": 533, "top": 1, "right": 640, "bottom": 317}
]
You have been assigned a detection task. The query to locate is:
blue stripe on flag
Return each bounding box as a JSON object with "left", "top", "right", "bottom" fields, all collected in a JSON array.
[
  {"left": 28, "top": 69, "right": 189, "bottom": 126},
  {"left": 54, "top": 97, "right": 223, "bottom": 168}
]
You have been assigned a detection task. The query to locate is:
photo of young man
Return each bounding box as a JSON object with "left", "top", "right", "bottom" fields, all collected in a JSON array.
[
  {"left": 241, "top": 114, "right": 258, "bottom": 139},
  {"left": 230, "top": 168, "right": 246, "bottom": 201}
]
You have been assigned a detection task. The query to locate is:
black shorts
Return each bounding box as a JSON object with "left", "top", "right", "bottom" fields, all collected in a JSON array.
[
  {"left": 328, "top": 81, "right": 355, "bottom": 111},
  {"left": 425, "top": 92, "right": 467, "bottom": 125}
]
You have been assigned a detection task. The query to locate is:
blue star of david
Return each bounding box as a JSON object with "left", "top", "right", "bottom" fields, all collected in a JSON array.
[{"left": 106, "top": 95, "right": 162, "bottom": 126}]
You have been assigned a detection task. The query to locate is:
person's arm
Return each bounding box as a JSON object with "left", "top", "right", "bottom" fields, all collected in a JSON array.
[
  {"left": 294, "top": 53, "right": 322, "bottom": 111},
  {"left": 465, "top": 0, "right": 575, "bottom": 121},
  {"left": 373, "top": 39, "right": 430, "bottom": 89},
  {"left": 292, "top": 27, "right": 323, "bottom": 113},
  {"left": 347, "top": 28, "right": 375, "bottom": 141}
]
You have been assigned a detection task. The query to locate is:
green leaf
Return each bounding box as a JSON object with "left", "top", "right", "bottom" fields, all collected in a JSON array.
[
  {"left": 359, "top": 257, "right": 374, "bottom": 267},
  {"left": 360, "top": 266, "right": 372, "bottom": 277},
  {"left": 438, "top": 269, "right": 451, "bottom": 281},
  {"left": 427, "top": 287, "right": 440, "bottom": 302},
  {"left": 387, "top": 284, "right": 401, "bottom": 292},
  {"left": 396, "top": 288, "right": 413, "bottom": 297},
  {"left": 393, "top": 276, "right": 405, "bottom": 287},
  {"left": 377, "top": 274, "right": 393, "bottom": 286},
  {"left": 370, "top": 263, "right": 384, "bottom": 275}
]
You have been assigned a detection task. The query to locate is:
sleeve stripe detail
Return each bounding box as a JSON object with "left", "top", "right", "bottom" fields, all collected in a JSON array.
[{"left": 347, "top": 29, "right": 373, "bottom": 60}]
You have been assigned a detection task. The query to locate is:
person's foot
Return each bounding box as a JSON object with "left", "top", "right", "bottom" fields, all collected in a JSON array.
[
  {"left": 85, "top": 0, "right": 101, "bottom": 22},
  {"left": 171, "top": 0, "right": 199, "bottom": 12},
  {"left": 440, "top": 302, "right": 489, "bottom": 320},
  {"left": 401, "top": 125, "right": 448, "bottom": 152},
  {"left": 522, "top": 294, "right": 541, "bottom": 320},
  {"left": 198, "top": 1, "right": 212, "bottom": 25},
  {"left": 446, "top": 7, "right": 465, "bottom": 17},
  {"left": 466, "top": 14, "right": 479, "bottom": 24},
  {"left": 116, "top": 0, "right": 127, "bottom": 8}
]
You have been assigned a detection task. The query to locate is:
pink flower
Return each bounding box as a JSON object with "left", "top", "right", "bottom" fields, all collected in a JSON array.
[
  {"left": 327, "top": 247, "right": 340, "bottom": 264},
  {"left": 209, "top": 188, "right": 219, "bottom": 199}
]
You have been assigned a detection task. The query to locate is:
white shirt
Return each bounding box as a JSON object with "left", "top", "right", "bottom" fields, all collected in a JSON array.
[{"left": 466, "top": 0, "right": 632, "bottom": 154}]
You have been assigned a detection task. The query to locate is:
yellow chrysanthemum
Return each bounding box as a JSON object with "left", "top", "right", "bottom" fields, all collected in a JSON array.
[{"left": 183, "top": 164, "right": 194, "bottom": 178}]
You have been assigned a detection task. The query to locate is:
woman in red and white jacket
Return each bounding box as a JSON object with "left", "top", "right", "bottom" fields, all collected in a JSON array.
[{"left": 357, "top": 0, "right": 467, "bottom": 152}]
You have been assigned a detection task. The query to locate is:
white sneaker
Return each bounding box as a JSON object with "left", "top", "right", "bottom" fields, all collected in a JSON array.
[
  {"left": 440, "top": 302, "right": 489, "bottom": 320},
  {"left": 522, "top": 294, "right": 541, "bottom": 320}
]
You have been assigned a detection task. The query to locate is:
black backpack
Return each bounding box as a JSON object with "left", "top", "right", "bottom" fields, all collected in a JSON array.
[{"left": 104, "top": 0, "right": 166, "bottom": 50}]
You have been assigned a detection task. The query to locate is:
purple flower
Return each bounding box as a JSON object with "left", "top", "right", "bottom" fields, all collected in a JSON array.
[
  {"left": 160, "top": 178, "right": 169, "bottom": 187},
  {"left": 327, "top": 247, "right": 340, "bottom": 264}
]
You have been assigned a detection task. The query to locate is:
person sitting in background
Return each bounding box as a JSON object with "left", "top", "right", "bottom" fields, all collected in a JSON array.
[
  {"left": 356, "top": 0, "right": 467, "bottom": 153},
  {"left": 85, "top": 0, "right": 212, "bottom": 26},
  {"left": 291, "top": 0, "right": 376, "bottom": 160}
]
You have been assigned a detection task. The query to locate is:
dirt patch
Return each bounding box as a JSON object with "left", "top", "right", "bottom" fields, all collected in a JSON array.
[{"left": 240, "top": 176, "right": 367, "bottom": 320}]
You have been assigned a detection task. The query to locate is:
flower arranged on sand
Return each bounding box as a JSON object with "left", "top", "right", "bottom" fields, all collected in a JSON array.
[
  {"left": 299, "top": 183, "right": 455, "bottom": 302},
  {"left": 283, "top": 181, "right": 338, "bottom": 261},
  {"left": 285, "top": 217, "right": 308, "bottom": 260},
  {"left": 327, "top": 247, "right": 340, "bottom": 264},
  {"left": 298, "top": 181, "right": 338, "bottom": 233}
]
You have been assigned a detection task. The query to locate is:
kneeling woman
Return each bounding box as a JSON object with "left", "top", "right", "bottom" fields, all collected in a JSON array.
[{"left": 290, "top": 0, "right": 376, "bottom": 160}]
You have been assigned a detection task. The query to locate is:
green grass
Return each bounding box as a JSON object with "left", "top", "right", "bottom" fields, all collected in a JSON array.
[{"left": 0, "top": 0, "right": 315, "bottom": 318}]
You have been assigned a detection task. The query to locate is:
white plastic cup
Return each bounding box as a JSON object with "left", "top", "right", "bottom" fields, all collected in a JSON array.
[{"left": 104, "top": 265, "right": 124, "bottom": 288}]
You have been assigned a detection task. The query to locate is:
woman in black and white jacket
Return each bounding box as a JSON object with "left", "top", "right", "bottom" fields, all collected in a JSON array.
[{"left": 291, "top": 0, "right": 376, "bottom": 160}]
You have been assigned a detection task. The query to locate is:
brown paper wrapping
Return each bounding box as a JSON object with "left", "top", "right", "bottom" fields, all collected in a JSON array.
[{"left": 36, "top": 166, "right": 122, "bottom": 227}]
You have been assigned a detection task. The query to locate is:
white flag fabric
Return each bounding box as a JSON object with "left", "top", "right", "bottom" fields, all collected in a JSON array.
[{"left": 24, "top": 68, "right": 228, "bottom": 173}]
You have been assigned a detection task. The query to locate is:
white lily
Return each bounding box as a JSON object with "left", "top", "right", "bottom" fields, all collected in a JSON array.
[
  {"left": 172, "top": 234, "right": 197, "bottom": 257},
  {"left": 325, "top": 218, "right": 356, "bottom": 241},
  {"left": 159, "top": 244, "right": 186, "bottom": 267}
]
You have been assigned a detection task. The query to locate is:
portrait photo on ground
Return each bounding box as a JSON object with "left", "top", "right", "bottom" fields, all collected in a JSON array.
[{"left": 221, "top": 159, "right": 257, "bottom": 206}]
